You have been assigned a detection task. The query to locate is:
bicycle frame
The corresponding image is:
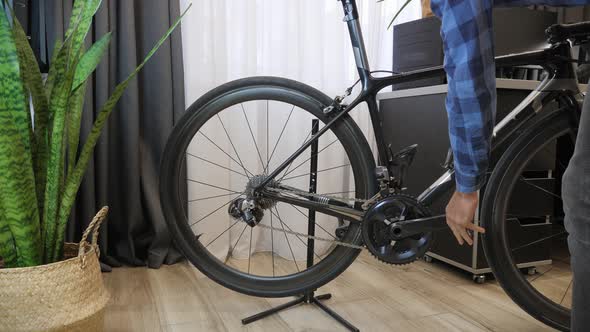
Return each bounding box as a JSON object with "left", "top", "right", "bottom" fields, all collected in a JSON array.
[{"left": 257, "top": 0, "right": 583, "bottom": 227}]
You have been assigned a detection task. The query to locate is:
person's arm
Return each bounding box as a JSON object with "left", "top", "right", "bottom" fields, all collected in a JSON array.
[{"left": 430, "top": 0, "right": 494, "bottom": 244}]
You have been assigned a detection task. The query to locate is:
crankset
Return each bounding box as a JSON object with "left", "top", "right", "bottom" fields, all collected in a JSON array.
[{"left": 362, "top": 194, "right": 443, "bottom": 265}]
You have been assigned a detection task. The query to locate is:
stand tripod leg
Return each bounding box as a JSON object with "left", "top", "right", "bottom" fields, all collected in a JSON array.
[
  {"left": 314, "top": 293, "right": 332, "bottom": 301},
  {"left": 312, "top": 296, "right": 360, "bottom": 332},
  {"left": 241, "top": 296, "right": 305, "bottom": 325}
]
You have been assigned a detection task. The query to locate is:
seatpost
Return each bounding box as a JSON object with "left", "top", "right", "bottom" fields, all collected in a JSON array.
[{"left": 340, "top": 0, "right": 372, "bottom": 89}]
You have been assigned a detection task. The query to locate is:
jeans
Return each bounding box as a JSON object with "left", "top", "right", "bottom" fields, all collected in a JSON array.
[{"left": 562, "top": 82, "right": 590, "bottom": 331}]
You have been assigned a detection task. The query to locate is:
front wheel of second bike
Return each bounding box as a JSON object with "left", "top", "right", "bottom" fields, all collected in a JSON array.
[
  {"left": 482, "top": 110, "right": 578, "bottom": 331},
  {"left": 160, "top": 76, "right": 377, "bottom": 298}
]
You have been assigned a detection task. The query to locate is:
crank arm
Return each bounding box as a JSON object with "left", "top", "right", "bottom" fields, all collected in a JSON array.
[
  {"left": 261, "top": 190, "right": 364, "bottom": 222},
  {"left": 389, "top": 215, "right": 447, "bottom": 240}
]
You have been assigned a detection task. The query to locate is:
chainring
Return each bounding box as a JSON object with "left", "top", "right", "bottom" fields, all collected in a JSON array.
[{"left": 362, "top": 194, "right": 433, "bottom": 265}]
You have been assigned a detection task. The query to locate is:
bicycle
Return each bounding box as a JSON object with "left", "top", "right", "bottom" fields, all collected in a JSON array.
[{"left": 160, "top": 1, "right": 588, "bottom": 330}]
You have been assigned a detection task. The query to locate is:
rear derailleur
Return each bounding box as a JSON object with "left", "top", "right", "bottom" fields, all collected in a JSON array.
[{"left": 228, "top": 198, "right": 264, "bottom": 227}]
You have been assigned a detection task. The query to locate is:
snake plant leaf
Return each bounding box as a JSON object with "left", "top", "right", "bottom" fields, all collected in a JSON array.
[
  {"left": 45, "top": 0, "right": 100, "bottom": 100},
  {"left": 72, "top": 32, "right": 112, "bottom": 92},
  {"left": 66, "top": 81, "right": 87, "bottom": 175},
  {"left": 0, "top": 202, "right": 18, "bottom": 267},
  {"left": 0, "top": 8, "right": 41, "bottom": 266},
  {"left": 387, "top": 0, "right": 414, "bottom": 29},
  {"left": 10, "top": 9, "right": 50, "bottom": 218},
  {"left": 53, "top": 3, "right": 193, "bottom": 260},
  {"left": 42, "top": 29, "right": 82, "bottom": 263},
  {"left": 69, "top": 0, "right": 102, "bottom": 67},
  {"left": 64, "top": 0, "right": 88, "bottom": 40},
  {"left": 44, "top": 0, "right": 86, "bottom": 99},
  {"left": 44, "top": 39, "right": 62, "bottom": 99}
]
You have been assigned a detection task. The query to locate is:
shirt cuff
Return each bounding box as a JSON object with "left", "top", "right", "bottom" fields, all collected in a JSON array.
[{"left": 454, "top": 169, "right": 487, "bottom": 193}]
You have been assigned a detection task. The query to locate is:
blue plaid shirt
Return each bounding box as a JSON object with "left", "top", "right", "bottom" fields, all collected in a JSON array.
[{"left": 431, "top": 0, "right": 589, "bottom": 192}]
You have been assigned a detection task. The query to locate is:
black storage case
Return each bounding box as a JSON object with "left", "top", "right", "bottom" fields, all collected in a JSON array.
[
  {"left": 392, "top": 8, "right": 557, "bottom": 90},
  {"left": 377, "top": 80, "right": 565, "bottom": 281}
]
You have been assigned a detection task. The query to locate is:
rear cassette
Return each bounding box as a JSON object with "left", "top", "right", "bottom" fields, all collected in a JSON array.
[{"left": 362, "top": 194, "right": 433, "bottom": 265}]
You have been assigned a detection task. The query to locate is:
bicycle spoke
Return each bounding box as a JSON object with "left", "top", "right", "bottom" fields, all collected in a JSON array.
[
  {"left": 560, "top": 278, "right": 573, "bottom": 305},
  {"left": 507, "top": 214, "right": 562, "bottom": 221},
  {"left": 289, "top": 204, "right": 336, "bottom": 240},
  {"left": 270, "top": 212, "right": 275, "bottom": 277},
  {"left": 278, "top": 122, "right": 317, "bottom": 181},
  {"left": 265, "top": 100, "right": 270, "bottom": 174},
  {"left": 519, "top": 176, "right": 562, "bottom": 201},
  {"left": 206, "top": 220, "right": 240, "bottom": 248},
  {"left": 189, "top": 193, "right": 244, "bottom": 227},
  {"left": 511, "top": 231, "right": 568, "bottom": 253},
  {"left": 529, "top": 266, "right": 554, "bottom": 283},
  {"left": 217, "top": 114, "right": 252, "bottom": 180},
  {"left": 241, "top": 104, "right": 266, "bottom": 170},
  {"left": 267, "top": 105, "right": 295, "bottom": 171},
  {"left": 279, "top": 138, "right": 339, "bottom": 181},
  {"left": 229, "top": 224, "right": 249, "bottom": 258},
  {"left": 281, "top": 164, "right": 351, "bottom": 181},
  {"left": 187, "top": 179, "right": 241, "bottom": 194},
  {"left": 272, "top": 207, "right": 321, "bottom": 260},
  {"left": 189, "top": 192, "right": 242, "bottom": 203},
  {"left": 248, "top": 227, "right": 253, "bottom": 274},
  {"left": 187, "top": 152, "right": 247, "bottom": 178},
  {"left": 278, "top": 213, "right": 300, "bottom": 272},
  {"left": 199, "top": 131, "right": 255, "bottom": 177}
]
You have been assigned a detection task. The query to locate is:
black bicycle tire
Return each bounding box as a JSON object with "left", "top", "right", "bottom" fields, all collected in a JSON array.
[
  {"left": 481, "top": 111, "right": 574, "bottom": 331},
  {"left": 160, "top": 76, "right": 377, "bottom": 298}
]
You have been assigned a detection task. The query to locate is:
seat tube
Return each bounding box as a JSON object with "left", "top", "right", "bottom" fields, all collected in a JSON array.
[{"left": 340, "top": 0, "right": 371, "bottom": 87}]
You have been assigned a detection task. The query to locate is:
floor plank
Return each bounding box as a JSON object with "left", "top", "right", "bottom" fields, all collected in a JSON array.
[{"left": 103, "top": 252, "right": 558, "bottom": 331}]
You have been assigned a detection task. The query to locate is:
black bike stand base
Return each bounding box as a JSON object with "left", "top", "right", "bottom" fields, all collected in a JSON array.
[
  {"left": 242, "top": 121, "right": 359, "bottom": 332},
  {"left": 242, "top": 292, "right": 360, "bottom": 332}
]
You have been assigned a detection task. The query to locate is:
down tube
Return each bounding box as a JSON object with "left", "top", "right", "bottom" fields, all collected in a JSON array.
[{"left": 417, "top": 169, "right": 455, "bottom": 206}]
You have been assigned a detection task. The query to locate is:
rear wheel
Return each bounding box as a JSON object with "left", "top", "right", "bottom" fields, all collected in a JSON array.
[
  {"left": 160, "top": 77, "right": 377, "bottom": 297},
  {"left": 482, "top": 111, "right": 576, "bottom": 331}
]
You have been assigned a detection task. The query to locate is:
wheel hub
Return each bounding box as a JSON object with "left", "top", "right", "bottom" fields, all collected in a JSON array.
[
  {"left": 228, "top": 175, "right": 279, "bottom": 226},
  {"left": 246, "top": 174, "right": 279, "bottom": 209}
]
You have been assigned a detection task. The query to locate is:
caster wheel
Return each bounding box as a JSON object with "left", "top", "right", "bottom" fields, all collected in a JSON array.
[
  {"left": 424, "top": 255, "right": 433, "bottom": 263},
  {"left": 527, "top": 267, "right": 537, "bottom": 276},
  {"left": 473, "top": 275, "right": 486, "bottom": 284}
]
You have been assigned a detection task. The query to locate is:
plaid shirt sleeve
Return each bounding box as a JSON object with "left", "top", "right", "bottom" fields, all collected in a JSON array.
[
  {"left": 431, "top": 0, "right": 496, "bottom": 193},
  {"left": 430, "top": 0, "right": 590, "bottom": 193}
]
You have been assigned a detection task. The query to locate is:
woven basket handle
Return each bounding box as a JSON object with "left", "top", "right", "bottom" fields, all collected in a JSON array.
[{"left": 78, "top": 206, "right": 109, "bottom": 264}]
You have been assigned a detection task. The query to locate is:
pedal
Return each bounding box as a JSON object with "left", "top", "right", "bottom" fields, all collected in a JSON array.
[{"left": 389, "top": 144, "right": 418, "bottom": 188}]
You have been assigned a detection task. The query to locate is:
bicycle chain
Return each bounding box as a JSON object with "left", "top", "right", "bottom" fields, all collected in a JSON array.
[{"left": 255, "top": 223, "right": 365, "bottom": 250}]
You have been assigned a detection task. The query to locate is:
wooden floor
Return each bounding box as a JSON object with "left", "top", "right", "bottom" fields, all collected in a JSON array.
[{"left": 103, "top": 252, "right": 556, "bottom": 332}]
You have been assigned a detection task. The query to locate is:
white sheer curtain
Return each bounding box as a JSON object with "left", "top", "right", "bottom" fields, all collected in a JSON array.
[{"left": 179, "top": 0, "right": 420, "bottom": 267}]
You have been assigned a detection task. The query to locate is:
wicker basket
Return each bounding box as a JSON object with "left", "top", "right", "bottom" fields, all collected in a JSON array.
[{"left": 0, "top": 207, "right": 111, "bottom": 332}]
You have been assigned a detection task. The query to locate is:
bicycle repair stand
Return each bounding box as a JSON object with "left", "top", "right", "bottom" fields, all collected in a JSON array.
[{"left": 241, "top": 120, "right": 360, "bottom": 332}]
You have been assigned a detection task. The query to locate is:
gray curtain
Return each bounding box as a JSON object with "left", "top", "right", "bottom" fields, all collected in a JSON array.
[{"left": 44, "top": 0, "right": 186, "bottom": 268}]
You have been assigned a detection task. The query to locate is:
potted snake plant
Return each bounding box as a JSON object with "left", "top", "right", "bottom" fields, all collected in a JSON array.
[{"left": 0, "top": 0, "right": 189, "bottom": 330}]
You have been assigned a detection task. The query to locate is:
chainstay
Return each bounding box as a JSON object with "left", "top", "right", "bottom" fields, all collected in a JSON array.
[
  {"left": 255, "top": 223, "right": 365, "bottom": 250},
  {"left": 267, "top": 186, "right": 368, "bottom": 204}
]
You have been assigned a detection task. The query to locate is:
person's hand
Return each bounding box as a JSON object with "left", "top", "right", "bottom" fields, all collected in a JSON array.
[{"left": 445, "top": 191, "right": 485, "bottom": 245}]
